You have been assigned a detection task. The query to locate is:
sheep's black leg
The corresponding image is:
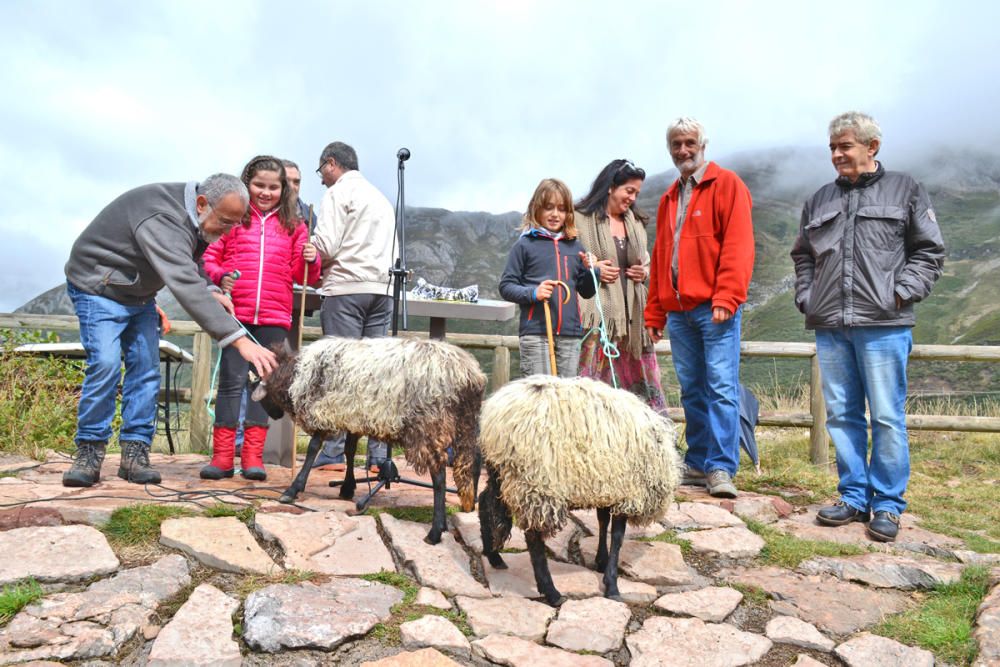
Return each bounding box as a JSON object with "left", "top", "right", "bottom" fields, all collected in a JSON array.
[
  {"left": 424, "top": 466, "right": 447, "bottom": 545},
  {"left": 527, "top": 529, "right": 564, "bottom": 607},
  {"left": 479, "top": 468, "right": 509, "bottom": 569},
  {"left": 595, "top": 507, "right": 611, "bottom": 572},
  {"left": 279, "top": 434, "right": 322, "bottom": 504},
  {"left": 602, "top": 514, "right": 627, "bottom": 602},
  {"left": 338, "top": 433, "right": 360, "bottom": 500}
]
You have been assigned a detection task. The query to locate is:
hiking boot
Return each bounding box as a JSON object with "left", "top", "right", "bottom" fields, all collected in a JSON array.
[
  {"left": 867, "top": 511, "right": 901, "bottom": 542},
  {"left": 62, "top": 441, "right": 106, "bottom": 487},
  {"left": 706, "top": 470, "right": 738, "bottom": 498},
  {"left": 816, "top": 501, "right": 870, "bottom": 526},
  {"left": 117, "top": 440, "right": 162, "bottom": 484},
  {"left": 680, "top": 463, "right": 706, "bottom": 486}
]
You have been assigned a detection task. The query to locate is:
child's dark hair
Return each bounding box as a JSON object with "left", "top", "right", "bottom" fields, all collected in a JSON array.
[
  {"left": 521, "top": 178, "right": 577, "bottom": 239},
  {"left": 576, "top": 159, "right": 649, "bottom": 224},
  {"left": 240, "top": 155, "right": 301, "bottom": 233}
]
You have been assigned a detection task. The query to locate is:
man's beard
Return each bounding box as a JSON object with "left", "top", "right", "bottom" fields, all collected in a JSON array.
[{"left": 199, "top": 209, "right": 222, "bottom": 244}]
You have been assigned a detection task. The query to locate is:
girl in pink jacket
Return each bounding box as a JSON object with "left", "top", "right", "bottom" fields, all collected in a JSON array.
[{"left": 200, "top": 155, "right": 321, "bottom": 481}]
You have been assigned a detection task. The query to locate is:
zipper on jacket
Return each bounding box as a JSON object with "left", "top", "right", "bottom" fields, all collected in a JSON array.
[
  {"left": 252, "top": 210, "right": 272, "bottom": 325},
  {"left": 553, "top": 237, "right": 564, "bottom": 335}
]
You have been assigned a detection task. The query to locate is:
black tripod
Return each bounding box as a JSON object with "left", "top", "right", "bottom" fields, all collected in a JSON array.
[{"left": 330, "top": 147, "right": 457, "bottom": 511}]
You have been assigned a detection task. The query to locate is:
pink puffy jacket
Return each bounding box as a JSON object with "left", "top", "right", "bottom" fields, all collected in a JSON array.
[{"left": 202, "top": 206, "right": 321, "bottom": 330}]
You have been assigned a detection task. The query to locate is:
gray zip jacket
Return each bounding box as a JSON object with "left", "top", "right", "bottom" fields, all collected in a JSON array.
[
  {"left": 64, "top": 182, "right": 243, "bottom": 345},
  {"left": 790, "top": 164, "right": 945, "bottom": 329}
]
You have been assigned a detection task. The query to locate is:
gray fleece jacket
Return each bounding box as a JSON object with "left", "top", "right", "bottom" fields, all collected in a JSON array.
[{"left": 64, "top": 182, "right": 243, "bottom": 345}]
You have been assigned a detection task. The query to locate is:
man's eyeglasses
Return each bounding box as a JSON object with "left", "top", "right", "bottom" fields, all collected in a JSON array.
[
  {"left": 615, "top": 159, "right": 645, "bottom": 180},
  {"left": 315, "top": 159, "right": 332, "bottom": 176},
  {"left": 210, "top": 205, "right": 243, "bottom": 228}
]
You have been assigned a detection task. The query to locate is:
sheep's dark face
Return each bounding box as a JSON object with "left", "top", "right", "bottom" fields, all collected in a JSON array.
[
  {"left": 249, "top": 344, "right": 298, "bottom": 421},
  {"left": 250, "top": 379, "right": 286, "bottom": 420}
]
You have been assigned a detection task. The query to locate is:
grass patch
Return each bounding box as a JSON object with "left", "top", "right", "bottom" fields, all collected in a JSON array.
[
  {"left": 730, "top": 582, "right": 770, "bottom": 605},
  {"left": 203, "top": 502, "right": 257, "bottom": 526},
  {"left": 873, "top": 566, "right": 990, "bottom": 666},
  {"left": 235, "top": 570, "right": 323, "bottom": 600},
  {"left": 0, "top": 578, "right": 43, "bottom": 625},
  {"left": 745, "top": 518, "right": 868, "bottom": 569},
  {"left": 642, "top": 530, "right": 693, "bottom": 555},
  {"left": 362, "top": 570, "right": 473, "bottom": 643},
  {"left": 101, "top": 503, "right": 195, "bottom": 547},
  {"left": 367, "top": 506, "right": 460, "bottom": 524}
]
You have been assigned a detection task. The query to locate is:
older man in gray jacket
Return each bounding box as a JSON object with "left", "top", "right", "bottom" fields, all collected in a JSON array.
[
  {"left": 63, "top": 174, "right": 278, "bottom": 488},
  {"left": 791, "top": 112, "right": 945, "bottom": 542}
]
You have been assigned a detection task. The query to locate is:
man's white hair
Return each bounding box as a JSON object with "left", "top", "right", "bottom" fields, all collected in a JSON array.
[
  {"left": 666, "top": 117, "right": 708, "bottom": 148},
  {"left": 199, "top": 173, "right": 249, "bottom": 207},
  {"left": 829, "top": 111, "right": 882, "bottom": 146}
]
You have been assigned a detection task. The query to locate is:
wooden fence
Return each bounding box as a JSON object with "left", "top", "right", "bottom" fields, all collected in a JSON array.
[{"left": 4, "top": 312, "right": 1000, "bottom": 465}]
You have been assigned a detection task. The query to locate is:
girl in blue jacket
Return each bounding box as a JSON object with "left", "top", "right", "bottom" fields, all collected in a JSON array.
[{"left": 499, "top": 178, "right": 598, "bottom": 378}]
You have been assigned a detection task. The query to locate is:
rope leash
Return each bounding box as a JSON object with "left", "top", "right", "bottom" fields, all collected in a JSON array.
[
  {"left": 584, "top": 252, "right": 621, "bottom": 389},
  {"left": 205, "top": 317, "right": 264, "bottom": 419}
]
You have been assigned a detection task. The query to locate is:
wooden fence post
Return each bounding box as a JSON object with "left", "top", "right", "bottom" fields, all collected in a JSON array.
[
  {"left": 809, "top": 353, "right": 828, "bottom": 466},
  {"left": 491, "top": 345, "right": 510, "bottom": 392},
  {"left": 189, "top": 332, "right": 213, "bottom": 452}
]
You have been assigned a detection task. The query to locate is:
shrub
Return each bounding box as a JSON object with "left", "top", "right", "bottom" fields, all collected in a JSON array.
[{"left": 0, "top": 329, "right": 83, "bottom": 459}]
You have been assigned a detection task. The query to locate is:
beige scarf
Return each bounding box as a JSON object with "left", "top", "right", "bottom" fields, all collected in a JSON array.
[{"left": 576, "top": 209, "right": 651, "bottom": 357}]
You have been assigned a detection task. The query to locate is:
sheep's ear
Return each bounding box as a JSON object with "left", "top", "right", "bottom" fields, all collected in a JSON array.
[{"left": 250, "top": 381, "right": 268, "bottom": 402}]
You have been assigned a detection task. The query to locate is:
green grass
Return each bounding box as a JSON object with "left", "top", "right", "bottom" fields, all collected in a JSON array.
[
  {"left": 362, "top": 570, "right": 473, "bottom": 643},
  {"left": 642, "top": 530, "right": 693, "bottom": 556},
  {"left": 366, "top": 505, "right": 460, "bottom": 524},
  {"left": 873, "top": 566, "right": 991, "bottom": 666},
  {"left": 0, "top": 578, "right": 43, "bottom": 625},
  {"left": 202, "top": 502, "right": 257, "bottom": 526},
  {"left": 101, "top": 503, "right": 195, "bottom": 547},
  {"left": 744, "top": 518, "right": 868, "bottom": 569},
  {"left": 729, "top": 582, "right": 770, "bottom": 605},
  {"left": 235, "top": 569, "right": 323, "bottom": 600}
]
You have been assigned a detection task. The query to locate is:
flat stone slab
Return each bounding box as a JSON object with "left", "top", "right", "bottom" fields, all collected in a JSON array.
[
  {"left": 732, "top": 496, "right": 787, "bottom": 524},
  {"left": 455, "top": 595, "right": 555, "bottom": 640},
  {"left": 147, "top": 583, "right": 240, "bottom": 667},
  {"left": 954, "top": 550, "right": 1000, "bottom": 566},
  {"left": 451, "top": 511, "right": 526, "bottom": 552},
  {"left": 578, "top": 537, "right": 696, "bottom": 586},
  {"left": 481, "top": 551, "right": 602, "bottom": 600},
  {"left": 764, "top": 615, "right": 835, "bottom": 652},
  {"left": 415, "top": 587, "right": 451, "bottom": 610},
  {"left": 975, "top": 582, "right": 1000, "bottom": 666},
  {"left": 799, "top": 552, "right": 965, "bottom": 589},
  {"left": 684, "top": 526, "right": 765, "bottom": 558},
  {"left": 663, "top": 502, "right": 745, "bottom": 530},
  {"left": 400, "top": 614, "right": 471, "bottom": 657},
  {"left": 546, "top": 597, "right": 630, "bottom": 653},
  {"left": 243, "top": 579, "right": 403, "bottom": 652},
  {"left": 653, "top": 586, "right": 743, "bottom": 622},
  {"left": 160, "top": 516, "right": 279, "bottom": 575},
  {"left": 472, "top": 633, "right": 613, "bottom": 666},
  {"left": 773, "top": 506, "right": 963, "bottom": 556},
  {"left": 724, "top": 566, "right": 911, "bottom": 635},
  {"left": 0, "top": 555, "right": 189, "bottom": 663},
  {"left": 791, "top": 656, "right": 827, "bottom": 667},
  {"left": 0, "top": 525, "right": 119, "bottom": 585},
  {"left": 380, "top": 514, "right": 489, "bottom": 598},
  {"left": 835, "top": 632, "right": 934, "bottom": 667},
  {"left": 626, "top": 616, "right": 772, "bottom": 667},
  {"left": 361, "top": 648, "right": 463, "bottom": 666},
  {"left": 255, "top": 510, "right": 395, "bottom": 575}
]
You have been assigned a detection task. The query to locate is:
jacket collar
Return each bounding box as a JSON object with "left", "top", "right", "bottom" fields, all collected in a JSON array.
[
  {"left": 666, "top": 161, "right": 721, "bottom": 198},
  {"left": 836, "top": 161, "right": 885, "bottom": 189},
  {"left": 522, "top": 227, "right": 565, "bottom": 240}
]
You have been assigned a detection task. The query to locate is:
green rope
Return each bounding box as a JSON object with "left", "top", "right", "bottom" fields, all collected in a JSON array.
[
  {"left": 583, "top": 253, "right": 620, "bottom": 389},
  {"left": 205, "top": 320, "right": 264, "bottom": 420}
]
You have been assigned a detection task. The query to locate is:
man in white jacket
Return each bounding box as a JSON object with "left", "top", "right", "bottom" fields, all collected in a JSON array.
[{"left": 310, "top": 141, "right": 397, "bottom": 469}]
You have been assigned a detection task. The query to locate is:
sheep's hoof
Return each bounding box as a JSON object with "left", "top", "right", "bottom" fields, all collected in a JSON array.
[
  {"left": 543, "top": 593, "right": 567, "bottom": 608},
  {"left": 337, "top": 486, "right": 355, "bottom": 500},
  {"left": 278, "top": 491, "right": 298, "bottom": 504},
  {"left": 423, "top": 530, "right": 442, "bottom": 545},
  {"left": 605, "top": 592, "right": 624, "bottom": 603},
  {"left": 486, "top": 552, "right": 508, "bottom": 569}
]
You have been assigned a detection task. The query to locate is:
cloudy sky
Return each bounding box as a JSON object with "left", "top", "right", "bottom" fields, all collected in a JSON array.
[{"left": 1, "top": 0, "right": 998, "bottom": 311}]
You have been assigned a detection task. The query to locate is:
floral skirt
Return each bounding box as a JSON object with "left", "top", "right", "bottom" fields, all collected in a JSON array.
[{"left": 579, "top": 333, "right": 668, "bottom": 416}]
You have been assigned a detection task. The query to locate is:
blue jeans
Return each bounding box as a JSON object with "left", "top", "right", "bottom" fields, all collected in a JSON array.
[
  {"left": 68, "top": 282, "right": 160, "bottom": 445},
  {"left": 815, "top": 326, "right": 912, "bottom": 515},
  {"left": 668, "top": 302, "right": 742, "bottom": 477}
]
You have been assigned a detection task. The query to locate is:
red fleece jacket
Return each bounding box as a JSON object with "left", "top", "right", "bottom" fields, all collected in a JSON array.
[{"left": 644, "top": 161, "right": 755, "bottom": 328}]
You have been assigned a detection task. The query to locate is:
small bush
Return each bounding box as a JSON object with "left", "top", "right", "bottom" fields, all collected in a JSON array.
[
  {"left": 0, "top": 329, "right": 84, "bottom": 459},
  {"left": 0, "top": 578, "right": 43, "bottom": 625}
]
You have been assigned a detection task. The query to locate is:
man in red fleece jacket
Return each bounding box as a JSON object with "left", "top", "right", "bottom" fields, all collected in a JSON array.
[{"left": 644, "top": 117, "right": 755, "bottom": 498}]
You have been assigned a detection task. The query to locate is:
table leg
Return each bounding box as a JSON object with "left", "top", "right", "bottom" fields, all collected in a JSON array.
[{"left": 429, "top": 317, "right": 446, "bottom": 341}]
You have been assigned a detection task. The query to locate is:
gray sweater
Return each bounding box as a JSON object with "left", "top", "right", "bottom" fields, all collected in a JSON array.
[{"left": 64, "top": 182, "right": 243, "bottom": 345}]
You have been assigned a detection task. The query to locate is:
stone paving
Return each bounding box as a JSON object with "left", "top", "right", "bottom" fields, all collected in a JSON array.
[{"left": 0, "top": 451, "right": 997, "bottom": 665}]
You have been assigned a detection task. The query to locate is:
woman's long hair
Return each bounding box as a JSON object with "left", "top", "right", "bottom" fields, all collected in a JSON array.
[
  {"left": 240, "top": 155, "right": 300, "bottom": 233},
  {"left": 575, "top": 158, "right": 649, "bottom": 223}
]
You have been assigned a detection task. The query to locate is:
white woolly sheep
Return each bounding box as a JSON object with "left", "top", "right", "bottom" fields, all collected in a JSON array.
[
  {"left": 478, "top": 374, "right": 680, "bottom": 606},
  {"left": 252, "top": 336, "right": 487, "bottom": 544}
]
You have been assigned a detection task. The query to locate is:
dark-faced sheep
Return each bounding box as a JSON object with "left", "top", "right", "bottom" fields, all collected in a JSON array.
[
  {"left": 478, "top": 374, "right": 680, "bottom": 606},
  {"left": 252, "top": 336, "right": 487, "bottom": 544}
]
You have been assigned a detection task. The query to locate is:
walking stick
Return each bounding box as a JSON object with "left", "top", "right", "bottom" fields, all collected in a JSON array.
[
  {"left": 542, "top": 281, "right": 570, "bottom": 375},
  {"left": 288, "top": 204, "right": 315, "bottom": 479}
]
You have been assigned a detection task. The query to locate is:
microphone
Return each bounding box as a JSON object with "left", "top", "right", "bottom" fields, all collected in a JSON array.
[{"left": 397, "top": 147, "right": 411, "bottom": 162}]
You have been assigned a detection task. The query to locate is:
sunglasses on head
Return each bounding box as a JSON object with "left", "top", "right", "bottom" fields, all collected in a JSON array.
[{"left": 615, "top": 159, "right": 645, "bottom": 180}]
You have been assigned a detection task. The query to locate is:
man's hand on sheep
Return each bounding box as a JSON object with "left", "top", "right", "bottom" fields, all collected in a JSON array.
[{"left": 232, "top": 337, "right": 278, "bottom": 378}]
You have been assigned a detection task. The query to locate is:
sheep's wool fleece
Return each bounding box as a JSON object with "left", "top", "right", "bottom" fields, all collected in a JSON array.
[
  {"left": 288, "top": 337, "right": 487, "bottom": 440},
  {"left": 480, "top": 375, "right": 680, "bottom": 535}
]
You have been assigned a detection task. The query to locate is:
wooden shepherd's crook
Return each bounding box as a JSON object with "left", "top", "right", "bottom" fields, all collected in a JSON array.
[
  {"left": 289, "top": 204, "right": 315, "bottom": 479},
  {"left": 542, "top": 280, "right": 571, "bottom": 375}
]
